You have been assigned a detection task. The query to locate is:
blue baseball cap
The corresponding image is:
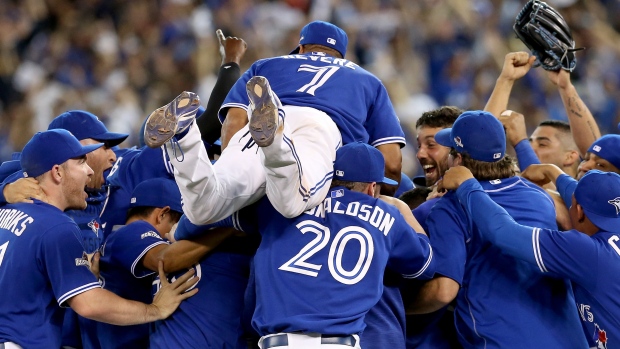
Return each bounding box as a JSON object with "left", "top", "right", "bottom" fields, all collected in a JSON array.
[
  {"left": 333, "top": 142, "right": 398, "bottom": 185},
  {"left": 130, "top": 178, "right": 183, "bottom": 214},
  {"left": 587, "top": 135, "right": 620, "bottom": 170},
  {"left": 290, "top": 21, "right": 348, "bottom": 58},
  {"left": 575, "top": 170, "right": 620, "bottom": 232},
  {"left": 48, "top": 110, "right": 128, "bottom": 147},
  {"left": 435, "top": 110, "right": 506, "bottom": 162},
  {"left": 395, "top": 172, "right": 414, "bottom": 198},
  {"left": 21, "top": 129, "right": 104, "bottom": 178}
]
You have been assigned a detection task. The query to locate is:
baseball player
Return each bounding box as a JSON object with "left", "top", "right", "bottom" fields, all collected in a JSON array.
[
  {"left": 442, "top": 166, "right": 620, "bottom": 348},
  {"left": 97, "top": 178, "right": 236, "bottom": 348},
  {"left": 215, "top": 142, "right": 433, "bottom": 348},
  {"left": 144, "top": 20, "right": 405, "bottom": 228},
  {"left": 408, "top": 111, "right": 588, "bottom": 348},
  {"left": 0, "top": 129, "right": 197, "bottom": 348}
]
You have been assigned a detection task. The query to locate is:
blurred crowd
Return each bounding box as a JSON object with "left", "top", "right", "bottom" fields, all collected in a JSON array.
[{"left": 1, "top": 0, "right": 620, "bottom": 175}]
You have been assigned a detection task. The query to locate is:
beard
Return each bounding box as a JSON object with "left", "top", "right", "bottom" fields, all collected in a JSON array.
[
  {"left": 421, "top": 159, "right": 448, "bottom": 187},
  {"left": 62, "top": 176, "right": 88, "bottom": 210}
]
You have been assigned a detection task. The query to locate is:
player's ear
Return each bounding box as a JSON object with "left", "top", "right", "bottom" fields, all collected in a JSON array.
[
  {"left": 575, "top": 203, "right": 586, "bottom": 223},
  {"left": 51, "top": 164, "right": 63, "bottom": 183},
  {"left": 564, "top": 150, "right": 579, "bottom": 167}
]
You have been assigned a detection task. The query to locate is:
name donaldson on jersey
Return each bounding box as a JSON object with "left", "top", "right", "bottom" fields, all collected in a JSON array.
[
  {"left": 0, "top": 208, "right": 34, "bottom": 236},
  {"left": 283, "top": 54, "right": 358, "bottom": 70},
  {"left": 304, "top": 197, "right": 395, "bottom": 236}
]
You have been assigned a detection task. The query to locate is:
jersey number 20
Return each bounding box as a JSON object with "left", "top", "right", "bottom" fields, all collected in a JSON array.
[{"left": 279, "top": 220, "right": 373, "bottom": 285}]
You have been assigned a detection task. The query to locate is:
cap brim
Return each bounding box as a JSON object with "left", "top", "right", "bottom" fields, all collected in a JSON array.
[
  {"left": 76, "top": 143, "right": 105, "bottom": 158},
  {"left": 583, "top": 207, "right": 620, "bottom": 232},
  {"left": 92, "top": 132, "right": 129, "bottom": 147},
  {"left": 381, "top": 177, "right": 399, "bottom": 186},
  {"left": 434, "top": 128, "right": 453, "bottom": 148}
]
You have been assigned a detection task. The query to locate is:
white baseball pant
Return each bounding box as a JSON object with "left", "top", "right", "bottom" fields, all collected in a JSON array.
[{"left": 167, "top": 105, "right": 341, "bottom": 224}]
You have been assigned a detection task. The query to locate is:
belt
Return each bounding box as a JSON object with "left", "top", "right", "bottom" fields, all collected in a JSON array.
[{"left": 262, "top": 334, "right": 356, "bottom": 348}]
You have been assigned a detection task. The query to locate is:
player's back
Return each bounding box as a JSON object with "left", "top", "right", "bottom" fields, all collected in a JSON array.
[
  {"left": 439, "top": 177, "right": 585, "bottom": 348},
  {"left": 0, "top": 202, "right": 92, "bottom": 347},
  {"left": 251, "top": 187, "right": 433, "bottom": 336},
  {"left": 220, "top": 52, "right": 403, "bottom": 146}
]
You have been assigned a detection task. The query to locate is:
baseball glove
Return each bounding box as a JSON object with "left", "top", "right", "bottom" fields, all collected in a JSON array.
[{"left": 513, "top": 0, "right": 583, "bottom": 72}]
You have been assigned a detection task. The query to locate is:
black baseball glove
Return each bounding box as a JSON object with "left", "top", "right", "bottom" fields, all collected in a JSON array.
[{"left": 513, "top": 0, "right": 583, "bottom": 72}]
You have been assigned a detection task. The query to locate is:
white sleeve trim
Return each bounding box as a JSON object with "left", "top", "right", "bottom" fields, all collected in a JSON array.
[
  {"left": 130, "top": 241, "right": 169, "bottom": 278},
  {"left": 532, "top": 228, "right": 548, "bottom": 273},
  {"left": 402, "top": 242, "right": 434, "bottom": 279},
  {"left": 371, "top": 137, "right": 406, "bottom": 147},
  {"left": 58, "top": 282, "right": 102, "bottom": 307}
]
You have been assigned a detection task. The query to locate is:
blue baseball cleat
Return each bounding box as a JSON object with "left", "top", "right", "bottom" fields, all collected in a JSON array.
[
  {"left": 246, "top": 76, "right": 282, "bottom": 147},
  {"left": 144, "top": 91, "right": 201, "bottom": 148}
]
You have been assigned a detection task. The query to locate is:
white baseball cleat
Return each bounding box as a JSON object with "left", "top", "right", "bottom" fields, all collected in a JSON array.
[
  {"left": 144, "top": 91, "right": 201, "bottom": 148},
  {"left": 246, "top": 76, "right": 282, "bottom": 147}
]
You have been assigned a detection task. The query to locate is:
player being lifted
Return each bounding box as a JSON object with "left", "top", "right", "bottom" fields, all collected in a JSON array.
[{"left": 144, "top": 21, "right": 405, "bottom": 226}]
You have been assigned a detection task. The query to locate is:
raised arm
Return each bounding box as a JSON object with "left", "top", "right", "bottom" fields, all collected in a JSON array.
[
  {"left": 484, "top": 52, "right": 536, "bottom": 117},
  {"left": 547, "top": 69, "right": 600, "bottom": 157}
]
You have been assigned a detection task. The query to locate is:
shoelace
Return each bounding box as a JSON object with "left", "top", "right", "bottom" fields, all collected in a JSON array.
[{"left": 166, "top": 137, "right": 185, "bottom": 162}]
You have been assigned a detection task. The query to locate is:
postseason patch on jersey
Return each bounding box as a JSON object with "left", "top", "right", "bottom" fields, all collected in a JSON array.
[{"left": 75, "top": 251, "right": 90, "bottom": 268}]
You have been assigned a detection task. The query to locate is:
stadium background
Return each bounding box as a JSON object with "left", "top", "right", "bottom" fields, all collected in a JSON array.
[{"left": 0, "top": 0, "right": 619, "bottom": 177}]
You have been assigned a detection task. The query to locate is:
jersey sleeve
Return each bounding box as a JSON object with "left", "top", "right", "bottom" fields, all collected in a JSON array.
[
  {"left": 218, "top": 63, "right": 259, "bottom": 122},
  {"left": 455, "top": 179, "right": 598, "bottom": 288},
  {"left": 426, "top": 195, "right": 468, "bottom": 285},
  {"left": 387, "top": 228, "right": 435, "bottom": 280},
  {"left": 514, "top": 139, "right": 541, "bottom": 172},
  {"left": 364, "top": 80, "right": 406, "bottom": 147},
  {"left": 108, "top": 224, "right": 168, "bottom": 278},
  {"left": 556, "top": 173, "right": 578, "bottom": 209},
  {"left": 39, "top": 222, "right": 101, "bottom": 307}
]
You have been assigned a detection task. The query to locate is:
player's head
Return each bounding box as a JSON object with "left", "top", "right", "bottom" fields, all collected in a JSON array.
[
  {"left": 577, "top": 135, "right": 620, "bottom": 179},
  {"left": 48, "top": 110, "right": 128, "bottom": 190},
  {"left": 435, "top": 110, "right": 516, "bottom": 181},
  {"left": 127, "top": 178, "right": 183, "bottom": 236},
  {"left": 570, "top": 170, "right": 620, "bottom": 235},
  {"left": 530, "top": 120, "right": 579, "bottom": 177},
  {"left": 398, "top": 187, "right": 432, "bottom": 210},
  {"left": 20, "top": 129, "right": 102, "bottom": 210},
  {"left": 415, "top": 106, "right": 462, "bottom": 186},
  {"left": 330, "top": 142, "right": 398, "bottom": 197},
  {"left": 290, "top": 21, "right": 348, "bottom": 58}
]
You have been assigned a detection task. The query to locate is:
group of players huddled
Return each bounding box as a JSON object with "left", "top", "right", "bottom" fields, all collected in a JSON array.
[{"left": 0, "top": 18, "right": 618, "bottom": 349}]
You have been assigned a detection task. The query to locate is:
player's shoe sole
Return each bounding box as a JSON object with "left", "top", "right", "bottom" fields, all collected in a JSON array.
[
  {"left": 144, "top": 91, "right": 201, "bottom": 148},
  {"left": 247, "top": 76, "right": 281, "bottom": 147}
]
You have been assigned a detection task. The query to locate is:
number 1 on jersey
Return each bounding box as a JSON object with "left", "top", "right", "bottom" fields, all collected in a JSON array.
[{"left": 0, "top": 241, "right": 8, "bottom": 268}]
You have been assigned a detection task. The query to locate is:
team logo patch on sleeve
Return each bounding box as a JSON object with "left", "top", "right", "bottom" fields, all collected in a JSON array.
[{"left": 87, "top": 220, "right": 100, "bottom": 236}]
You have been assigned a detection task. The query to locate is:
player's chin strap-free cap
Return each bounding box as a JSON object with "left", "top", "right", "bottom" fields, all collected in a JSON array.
[
  {"left": 575, "top": 170, "right": 620, "bottom": 232},
  {"left": 48, "top": 110, "right": 129, "bottom": 147},
  {"left": 333, "top": 142, "right": 398, "bottom": 185},
  {"left": 434, "top": 110, "right": 506, "bottom": 163},
  {"left": 290, "top": 21, "right": 348, "bottom": 58},
  {"left": 130, "top": 178, "right": 183, "bottom": 214},
  {"left": 587, "top": 134, "right": 620, "bottom": 170},
  {"left": 20, "top": 129, "right": 104, "bottom": 178}
]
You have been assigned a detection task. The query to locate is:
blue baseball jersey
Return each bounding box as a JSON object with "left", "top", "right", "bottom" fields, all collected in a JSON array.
[
  {"left": 150, "top": 245, "right": 255, "bottom": 349},
  {"left": 100, "top": 146, "right": 174, "bottom": 237},
  {"left": 427, "top": 176, "right": 588, "bottom": 348},
  {"left": 219, "top": 52, "right": 405, "bottom": 147},
  {"left": 0, "top": 201, "right": 100, "bottom": 348},
  {"left": 455, "top": 178, "right": 620, "bottom": 349},
  {"left": 240, "top": 188, "right": 433, "bottom": 336},
  {"left": 362, "top": 276, "right": 407, "bottom": 349},
  {"left": 97, "top": 220, "right": 167, "bottom": 348}
]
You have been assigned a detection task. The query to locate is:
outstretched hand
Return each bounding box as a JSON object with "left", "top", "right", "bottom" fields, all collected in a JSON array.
[
  {"left": 438, "top": 166, "right": 475, "bottom": 192},
  {"left": 498, "top": 110, "right": 528, "bottom": 147},
  {"left": 216, "top": 29, "right": 247, "bottom": 66},
  {"left": 546, "top": 68, "right": 571, "bottom": 90},
  {"left": 499, "top": 52, "right": 537, "bottom": 82},
  {"left": 151, "top": 261, "right": 199, "bottom": 320}
]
